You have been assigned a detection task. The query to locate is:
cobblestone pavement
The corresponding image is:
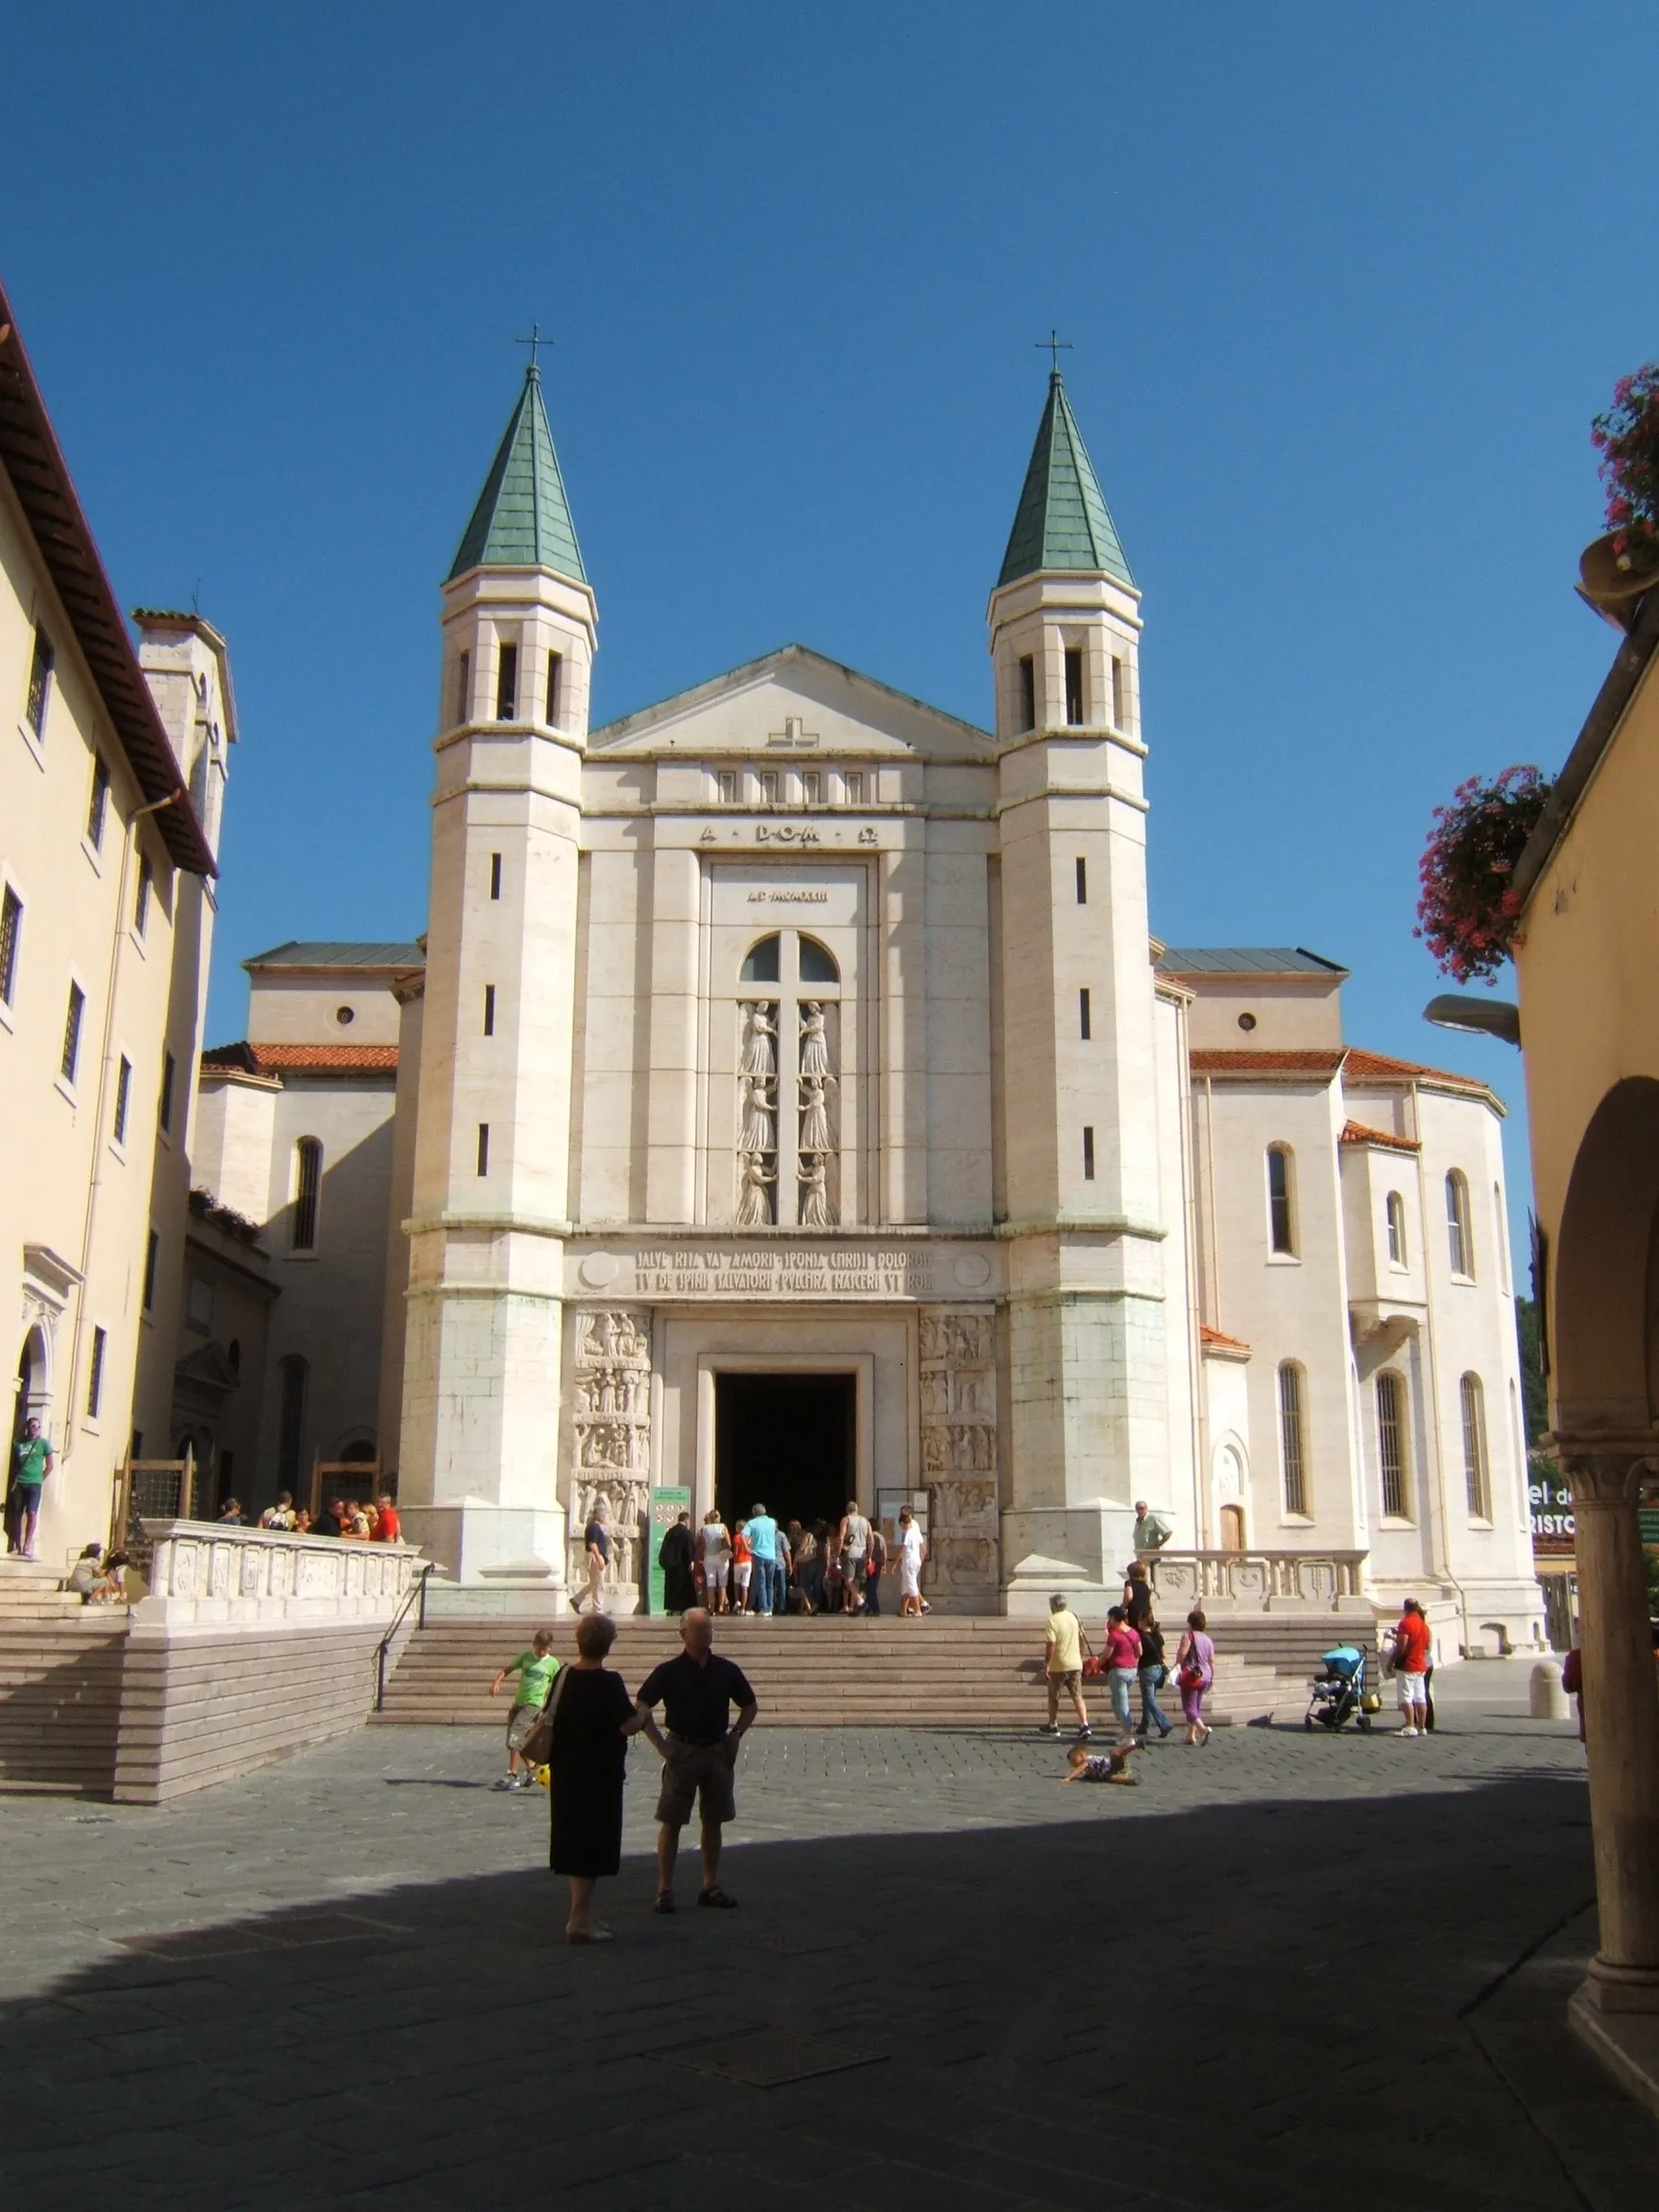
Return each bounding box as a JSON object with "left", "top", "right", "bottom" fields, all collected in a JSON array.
[{"left": 2, "top": 1663, "right": 1654, "bottom": 2209}]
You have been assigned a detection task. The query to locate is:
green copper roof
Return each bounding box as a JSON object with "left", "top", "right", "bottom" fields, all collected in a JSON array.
[
  {"left": 447, "top": 367, "right": 587, "bottom": 585},
  {"left": 997, "top": 372, "right": 1134, "bottom": 589}
]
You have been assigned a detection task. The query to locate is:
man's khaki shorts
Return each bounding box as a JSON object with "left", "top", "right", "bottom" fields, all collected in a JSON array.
[
  {"left": 1048, "top": 1669, "right": 1082, "bottom": 1695},
  {"left": 655, "top": 1736, "right": 737, "bottom": 1828}
]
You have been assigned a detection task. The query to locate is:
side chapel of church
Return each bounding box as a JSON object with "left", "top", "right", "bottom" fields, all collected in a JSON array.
[{"left": 198, "top": 365, "right": 1544, "bottom": 1647}]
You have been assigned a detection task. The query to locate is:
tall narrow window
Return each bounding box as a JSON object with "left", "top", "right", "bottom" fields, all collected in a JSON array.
[
  {"left": 1018, "top": 655, "right": 1036, "bottom": 732},
  {"left": 86, "top": 1326, "right": 107, "bottom": 1419},
  {"left": 134, "top": 854, "right": 153, "bottom": 936},
  {"left": 490, "top": 853, "right": 502, "bottom": 900},
  {"left": 1377, "top": 1370, "right": 1409, "bottom": 1518},
  {"left": 454, "top": 649, "right": 470, "bottom": 725},
  {"left": 158, "top": 1049, "right": 177, "bottom": 1133},
  {"left": 1082, "top": 1125, "right": 1095, "bottom": 1180},
  {"left": 1079, "top": 988, "right": 1092, "bottom": 1040},
  {"left": 291, "top": 1137, "right": 323, "bottom": 1251},
  {"left": 495, "top": 642, "right": 517, "bottom": 719},
  {"left": 483, "top": 984, "right": 495, "bottom": 1036},
  {"left": 1446, "top": 1170, "right": 1473, "bottom": 1277},
  {"left": 25, "top": 625, "right": 54, "bottom": 737},
  {"left": 87, "top": 755, "right": 110, "bottom": 848},
  {"left": 1385, "top": 1190, "right": 1407, "bottom": 1267},
  {"left": 843, "top": 771, "right": 863, "bottom": 805},
  {"left": 1278, "top": 1362, "right": 1308, "bottom": 1516},
  {"left": 1266, "top": 1144, "right": 1296, "bottom": 1255},
  {"left": 546, "top": 648, "right": 562, "bottom": 725},
  {"left": 760, "top": 771, "right": 779, "bottom": 805},
  {"left": 276, "top": 1356, "right": 308, "bottom": 1491},
  {"left": 1460, "top": 1373, "right": 1490, "bottom": 1517},
  {"left": 113, "top": 1055, "right": 132, "bottom": 1144},
  {"left": 1111, "top": 654, "right": 1126, "bottom": 728},
  {"left": 802, "top": 771, "right": 822, "bottom": 805},
  {"left": 142, "top": 1228, "right": 159, "bottom": 1312},
  {"left": 1075, "top": 856, "right": 1088, "bottom": 904},
  {"left": 0, "top": 886, "right": 20, "bottom": 1005},
  {"left": 61, "top": 982, "right": 85, "bottom": 1083},
  {"left": 718, "top": 769, "right": 737, "bottom": 804},
  {"left": 1064, "top": 647, "right": 1085, "bottom": 726},
  {"left": 476, "top": 1122, "right": 491, "bottom": 1176}
]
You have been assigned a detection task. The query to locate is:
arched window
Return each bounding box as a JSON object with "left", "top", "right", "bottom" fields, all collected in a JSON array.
[
  {"left": 1278, "top": 1362, "right": 1309, "bottom": 1516},
  {"left": 1445, "top": 1170, "right": 1474, "bottom": 1277},
  {"left": 740, "top": 934, "right": 781, "bottom": 983},
  {"left": 1266, "top": 1144, "right": 1296, "bottom": 1256},
  {"left": 799, "top": 934, "right": 839, "bottom": 984},
  {"left": 276, "top": 1355, "right": 308, "bottom": 1492},
  {"left": 291, "top": 1138, "right": 323, "bottom": 1251},
  {"left": 1385, "top": 1190, "right": 1407, "bottom": 1267},
  {"left": 1460, "top": 1372, "right": 1490, "bottom": 1518},
  {"left": 1377, "top": 1369, "right": 1409, "bottom": 1519}
]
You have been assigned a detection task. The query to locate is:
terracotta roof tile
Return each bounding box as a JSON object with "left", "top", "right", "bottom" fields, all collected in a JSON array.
[
  {"left": 1199, "top": 1324, "right": 1251, "bottom": 1355},
  {"left": 203, "top": 1041, "right": 398, "bottom": 1076},
  {"left": 1338, "top": 1120, "right": 1421, "bottom": 1153},
  {"left": 1190, "top": 1049, "right": 1345, "bottom": 1077}
]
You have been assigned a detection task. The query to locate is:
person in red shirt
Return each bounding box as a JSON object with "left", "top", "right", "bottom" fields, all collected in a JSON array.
[
  {"left": 371, "top": 1491, "right": 401, "bottom": 1543},
  {"left": 1102, "top": 1605, "right": 1142, "bottom": 1744},
  {"left": 1388, "top": 1599, "right": 1432, "bottom": 1737}
]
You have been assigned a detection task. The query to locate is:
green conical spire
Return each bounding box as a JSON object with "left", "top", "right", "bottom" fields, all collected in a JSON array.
[
  {"left": 997, "top": 371, "right": 1133, "bottom": 590},
  {"left": 448, "top": 366, "right": 587, "bottom": 585}
]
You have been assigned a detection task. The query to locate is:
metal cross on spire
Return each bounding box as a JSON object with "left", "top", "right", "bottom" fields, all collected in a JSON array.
[
  {"left": 1036, "top": 327, "right": 1073, "bottom": 374},
  {"left": 516, "top": 323, "right": 554, "bottom": 373}
]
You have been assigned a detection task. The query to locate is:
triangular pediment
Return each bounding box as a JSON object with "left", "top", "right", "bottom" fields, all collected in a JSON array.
[
  {"left": 173, "top": 1340, "right": 242, "bottom": 1396},
  {"left": 589, "top": 643, "right": 992, "bottom": 762}
]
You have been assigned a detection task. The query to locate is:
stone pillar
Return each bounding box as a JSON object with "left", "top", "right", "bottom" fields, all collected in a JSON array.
[{"left": 1553, "top": 1436, "right": 1659, "bottom": 2013}]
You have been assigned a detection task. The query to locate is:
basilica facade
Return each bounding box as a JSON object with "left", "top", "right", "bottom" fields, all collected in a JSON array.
[{"left": 197, "top": 364, "right": 1545, "bottom": 1649}]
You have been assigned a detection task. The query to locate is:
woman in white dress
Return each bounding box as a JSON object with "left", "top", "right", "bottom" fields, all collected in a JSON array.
[
  {"left": 699, "top": 1508, "right": 732, "bottom": 1614},
  {"left": 738, "top": 1003, "right": 777, "bottom": 1077},
  {"left": 799, "top": 1073, "right": 832, "bottom": 1154},
  {"left": 897, "top": 1505, "right": 927, "bottom": 1619},
  {"left": 799, "top": 1002, "right": 831, "bottom": 1078}
]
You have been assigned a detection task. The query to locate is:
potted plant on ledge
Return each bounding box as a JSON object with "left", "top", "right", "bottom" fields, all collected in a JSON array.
[
  {"left": 1580, "top": 363, "right": 1659, "bottom": 626},
  {"left": 1416, "top": 765, "right": 1552, "bottom": 986}
]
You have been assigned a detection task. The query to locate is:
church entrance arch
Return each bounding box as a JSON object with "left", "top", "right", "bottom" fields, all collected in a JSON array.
[
  {"left": 13, "top": 1323, "right": 50, "bottom": 1445},
  {"left": 713, "top": 1371, "right": 854, "bottom": 1536}
]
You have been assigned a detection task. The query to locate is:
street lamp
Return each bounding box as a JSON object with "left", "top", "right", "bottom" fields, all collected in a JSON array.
[{"left": 1422, "top": 993, "right": 1521, "bottom": 1047}]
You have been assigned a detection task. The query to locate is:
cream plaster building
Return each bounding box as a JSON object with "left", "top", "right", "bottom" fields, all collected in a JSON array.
[
  {"left": 197, "top": 364, "right": 1544, "bottom": 1646},
  {"left": 1, "top": 281, "right": 228, "bottom": 1562}
]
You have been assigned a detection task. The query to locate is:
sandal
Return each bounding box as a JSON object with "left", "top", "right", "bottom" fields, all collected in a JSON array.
[
  {"left": 697, "top": 1887, "right": 739, "bottom": 1910},
  {"left": 653, "top": 1891, "right": 676, "bottom": 1914},
  {"left": 566, "top": 1926, "right": 614, "bottom": 1945}
]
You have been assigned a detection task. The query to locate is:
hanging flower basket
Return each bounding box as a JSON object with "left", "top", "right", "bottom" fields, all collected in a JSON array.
[
  {"left": 1416, "top": 766, "right": 1552, "bottom": 985},
  {"left": 1582, "top": 366, "right": 1659, "bottom": 620}
]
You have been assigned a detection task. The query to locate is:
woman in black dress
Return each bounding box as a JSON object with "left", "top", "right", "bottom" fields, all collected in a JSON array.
[{"left": 548, "top": 1612, "right": 636, "bottom": 1943}]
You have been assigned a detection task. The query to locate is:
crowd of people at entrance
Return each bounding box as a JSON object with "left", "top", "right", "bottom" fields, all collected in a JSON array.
[{"left": 654, "top": 1502, "right": 929, "bottom": 1619}]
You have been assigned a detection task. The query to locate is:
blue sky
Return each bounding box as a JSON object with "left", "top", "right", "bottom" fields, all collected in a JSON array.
[{"left": 7, "top": 5, "right": 1651, "bottom": 1275}]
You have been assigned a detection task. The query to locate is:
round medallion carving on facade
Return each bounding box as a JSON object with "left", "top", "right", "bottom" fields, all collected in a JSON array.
[
  {"left": 953, "top": 1254, "right": 991, "bottom": 1288},
  {"left": 579, "top": 1253, "right": 619, "bottom": 1288}
]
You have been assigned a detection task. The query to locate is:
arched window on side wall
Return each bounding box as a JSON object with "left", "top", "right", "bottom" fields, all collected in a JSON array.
[
  {"left": 740, "top": 934, "right": 781, "bottom": 984},
  {"left": 1445, "top": 1169, "right": 1474, "bottom": 1278},
  {"left": 291, "top": 1138, "right": 323, "bottom": 1252},
  {"left": 1460, "top": 1372, "right": 1490, "bottom": 1518},
  {"left": 1385, "top": 1190, "right": 1407, "bottom": 1267},
  {"left": 1377, "top": 1369, "right": 1410, "bottom": 1518},
  {"left": 1266, "top": 1144, "right": 1296, "bottom": 1256},
  {"left": 1278, "top": 1361, "right": 1309, "bottom": 1516},
  {"left": 276, "top": 1355, "right": 308, "bottom": 1493}
]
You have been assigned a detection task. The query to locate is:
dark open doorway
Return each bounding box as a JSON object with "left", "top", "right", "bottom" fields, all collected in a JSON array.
[{"left": 714, "top": 1371, "right": 854, "bottom": 1535}]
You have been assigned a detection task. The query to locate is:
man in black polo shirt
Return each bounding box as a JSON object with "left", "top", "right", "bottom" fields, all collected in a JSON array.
[{"left": 634, "top": 1608, "right": 757, "bottom": 1912}]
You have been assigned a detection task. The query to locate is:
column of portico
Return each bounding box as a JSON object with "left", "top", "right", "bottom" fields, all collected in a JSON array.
[{"left": 1552, "top": 1435, "right": 1659, "bottom": 2016}]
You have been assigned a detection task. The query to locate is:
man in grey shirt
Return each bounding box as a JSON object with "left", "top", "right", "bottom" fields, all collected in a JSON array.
[{"left": 1132, "top": 1500, "right": 1173, "bottom": 1554}]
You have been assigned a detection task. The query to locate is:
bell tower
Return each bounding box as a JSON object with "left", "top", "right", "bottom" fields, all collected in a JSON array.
[
  {"left": 397, "top": 362, "right": 595, "bottom": 1583},
  {"left": 989, "top": 370, "right": 1169, "bottom": 1611}
]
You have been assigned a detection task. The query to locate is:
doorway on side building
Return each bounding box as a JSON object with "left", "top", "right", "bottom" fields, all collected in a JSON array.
[
  {"left": 713, "top": 1371, "right": 855, "bottom": 1536},
  {"left": 1218, "top": 1503, "right": 1246, "bottom": 1551}
]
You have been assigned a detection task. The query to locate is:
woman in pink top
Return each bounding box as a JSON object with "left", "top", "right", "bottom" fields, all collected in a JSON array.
[
  {"left": 1101, "top": 1605, "right": 1142, "bottom": 1743},
  {"left": 1176, "top": 1608, "right": 1215, "bottom": 1747}
]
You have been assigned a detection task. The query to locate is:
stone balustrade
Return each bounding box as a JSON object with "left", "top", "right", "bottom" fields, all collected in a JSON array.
[
  {"left": 1145, "top": 1548, "right": 1369, "bottom": 1614},
  {"left": 132, "top": 1522, "right": 422, "bottom": 1627}
]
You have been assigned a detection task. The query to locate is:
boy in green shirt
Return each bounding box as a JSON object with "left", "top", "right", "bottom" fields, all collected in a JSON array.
[
  {"left": 8, "top": 1419, "right": 54, "bottom": 1559},
  {"left": 490, "top": 1630, "right": 561, "bottom": 1791}
]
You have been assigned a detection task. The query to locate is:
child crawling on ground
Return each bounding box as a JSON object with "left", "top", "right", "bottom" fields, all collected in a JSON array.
[{"left": 1060, "top": 1741, "right": 1138, "bottom": 1786}]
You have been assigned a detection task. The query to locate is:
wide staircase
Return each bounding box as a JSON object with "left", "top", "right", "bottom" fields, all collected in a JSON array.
[
  {"left": 0, "top": 1559, "right": 128, "bottom": 1794},
  {"left": 374, "top": 1613, "right": 1303, "bottom": 1731}
]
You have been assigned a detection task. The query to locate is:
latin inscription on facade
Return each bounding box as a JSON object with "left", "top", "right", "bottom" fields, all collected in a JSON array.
[{"left": 633, "top": 1245, "right": 937, "bottom": 1298}]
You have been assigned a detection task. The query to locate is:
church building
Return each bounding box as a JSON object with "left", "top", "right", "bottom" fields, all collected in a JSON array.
[{"left": 200, "top": 363, "right": 1544, "bottom": 1650}]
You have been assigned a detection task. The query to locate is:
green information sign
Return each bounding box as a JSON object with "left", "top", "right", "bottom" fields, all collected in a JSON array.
[
  {"left": 1639, "top": 1506, "right": 1659, "bottom": 1548},
  {"left": 647, "top": 1487, "right": 691, "bottom": 1616}
]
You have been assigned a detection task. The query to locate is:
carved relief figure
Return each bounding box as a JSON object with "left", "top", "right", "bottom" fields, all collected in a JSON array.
[
  {"left": 918, "top": 1305, "right": 999, "bottom": 1593},
  {"left": 739, "top": 1075, "right": 776, "bottom": 1153},
  {"left": 799, "top": 1154, "right": 832, "bottom": 1228},
  {"left": 799, "top": 1001, "right": 831, "bottom": 1077},
  {"left": 799, "top": 1073, "right": 832, "bottom": 1154},
  {"left": 736, "top": 1155, "right": 776, "bottom": 1225},
  {"left": 738, "top": 1002, "right": 777, "bottom": 1077}
]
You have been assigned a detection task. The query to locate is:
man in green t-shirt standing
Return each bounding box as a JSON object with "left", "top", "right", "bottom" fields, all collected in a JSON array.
[
  {"left": 489, "top": 1630, "right": 561, "bottom": 1791},
  {"left": 8, "top": 1419, "right": 54, "bottom": 1560}
]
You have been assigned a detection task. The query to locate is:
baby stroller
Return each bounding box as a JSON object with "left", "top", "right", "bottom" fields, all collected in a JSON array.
[{"left": 1304, "top": 1645, "right": 1375, "bottom": 1732}]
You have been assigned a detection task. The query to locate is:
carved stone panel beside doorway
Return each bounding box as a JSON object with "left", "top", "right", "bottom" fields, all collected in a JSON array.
[
  {"left": 570, "top": 1308, "right": 654, "bottom": 1601},
  {"left": 918, "top": 1308, "right": 999, "bottom": 1597}
]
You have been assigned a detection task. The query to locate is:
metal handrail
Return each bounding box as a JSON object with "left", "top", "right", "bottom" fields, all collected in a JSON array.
[{"left": 375, "top": 1563, "right": 435, "bottom": 1713}]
